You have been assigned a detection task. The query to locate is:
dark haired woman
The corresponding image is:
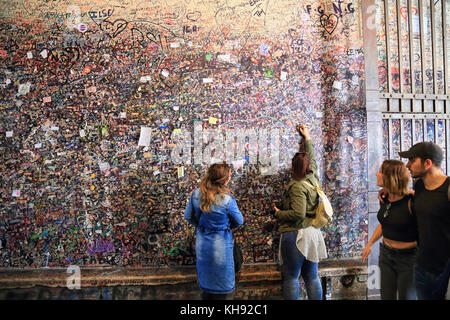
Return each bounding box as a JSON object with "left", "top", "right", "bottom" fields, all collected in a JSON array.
[
  {"left": 184, "top": 163, "right": 244, "bottom": 300},
  {"left": 362, "top": 160, "right": 417, "bottom": 300},
  {"left": 273, "top": 125, "right": 327, "bottom": 300}
]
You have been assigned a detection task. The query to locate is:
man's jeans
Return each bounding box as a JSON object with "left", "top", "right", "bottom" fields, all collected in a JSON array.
[
  {"left": 280, "top": 230, "right": 322, "bottom": 300},
  {"left": 379, "top": 243, "right": 417, "bottom": 300},
  {"left": 414, "top": 260, "right": 450, "bottom": 300}
]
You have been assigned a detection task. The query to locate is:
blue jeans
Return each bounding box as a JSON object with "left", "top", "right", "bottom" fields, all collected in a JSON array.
[
  {"left": 280, "top": 231, "right": 322, "bottom": 300},
  {"left": 414, "top": 260, "right": 450, "bottom": 300}
]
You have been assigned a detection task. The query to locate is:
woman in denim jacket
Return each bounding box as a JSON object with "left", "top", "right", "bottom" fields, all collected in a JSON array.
[{"left": 184, "top": 163, "right": 244, "bottom": 300}]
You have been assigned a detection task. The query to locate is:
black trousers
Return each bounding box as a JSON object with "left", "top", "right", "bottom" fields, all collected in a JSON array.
[
  {"left": 201, "top": 290, "right": 234, "bottom": 300},
  {"left": 379, "top": 242, "right": 417, "bottom": 300}
]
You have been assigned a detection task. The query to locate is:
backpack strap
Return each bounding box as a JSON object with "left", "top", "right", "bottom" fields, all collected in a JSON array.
[
  {"left": 301, "top": 180, "right": 322, "bottom": 218},
  {"left": 302, "top": 179, "right": 323, "bottom": 195},
  {"left": 302, "top": 180, "right": 314, "bottom": 189},
  {"left": 302, "top": 180, "right": 319, "bottom": 191}
]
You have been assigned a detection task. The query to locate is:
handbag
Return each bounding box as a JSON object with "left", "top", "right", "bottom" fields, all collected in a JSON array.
[
  {"left": 233, "top": 239, "right": 243, "bottom": 273},
  {"left": 223, "top": 197, "right": 243, "bottom": 273}
]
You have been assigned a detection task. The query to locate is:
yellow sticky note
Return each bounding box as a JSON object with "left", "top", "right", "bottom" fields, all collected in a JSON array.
[
  {"left": 173, "top": 128, "right": 181, "bottom": 133},
  {"left": 209, "top": 117, "right": 218, "bottom": 124},
  {"left": 177, "top": 166, "right": 184, "bottom": 178}
]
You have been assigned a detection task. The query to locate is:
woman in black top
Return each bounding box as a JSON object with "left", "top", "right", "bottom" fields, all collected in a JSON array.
[{"left": 362, "top": 160, "right": 417, "bottom": 300}]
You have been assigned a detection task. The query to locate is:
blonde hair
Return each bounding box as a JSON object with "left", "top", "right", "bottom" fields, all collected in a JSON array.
[
  {"left": 199, "top": 163, "right": 231, "bottom": 213},
  {"left": 381, "top": 160, "right": 410, "bottom": 196}
]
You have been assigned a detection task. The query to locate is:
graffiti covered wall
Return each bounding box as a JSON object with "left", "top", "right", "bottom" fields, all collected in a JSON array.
[{"left": 0, "top": 0, "right": 368, "bottom": 268}]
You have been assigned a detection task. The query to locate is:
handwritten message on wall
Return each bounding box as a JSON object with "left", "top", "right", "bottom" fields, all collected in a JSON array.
[{"left": 0, "top": 0, "right": 368, "bottom": 267}]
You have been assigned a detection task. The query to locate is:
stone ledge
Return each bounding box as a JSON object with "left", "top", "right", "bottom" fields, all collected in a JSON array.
[{"left": 0, "top": 259, "right": 367, "bottom": 289}]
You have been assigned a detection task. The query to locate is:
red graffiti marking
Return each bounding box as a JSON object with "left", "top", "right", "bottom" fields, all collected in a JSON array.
[{"left": 400, "top": 6, "right": 418, "bottom": 21}]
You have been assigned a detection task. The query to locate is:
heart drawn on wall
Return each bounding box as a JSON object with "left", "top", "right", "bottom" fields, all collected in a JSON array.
[
  {"left": 320, "top": 14, "right": 339, "bottom": 35},
  {"left": 100, "top": 19, "right": 129, "bottom": 39},
  {"left": 186, "top": 11, "right": 201, "bottom": 22}
]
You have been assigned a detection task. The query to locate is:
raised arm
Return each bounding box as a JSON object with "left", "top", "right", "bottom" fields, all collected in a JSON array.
[{"left": 297, "top": 124, "right": 318, "bottom": 176}]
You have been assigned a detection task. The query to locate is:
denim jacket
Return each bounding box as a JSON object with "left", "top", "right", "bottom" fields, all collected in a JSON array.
[
  {"left": 184, "top": 188, "right": 243, "bottom": 231},
  {"left": 184, "top": 188, "right": 243, "bottom": 294}
]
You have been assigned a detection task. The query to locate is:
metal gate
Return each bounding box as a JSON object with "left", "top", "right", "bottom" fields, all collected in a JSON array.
[{"left": 376, "top": 0, "right": 450, "bottom": 173}]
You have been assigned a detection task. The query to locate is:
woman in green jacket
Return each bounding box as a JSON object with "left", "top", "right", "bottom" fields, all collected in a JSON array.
[{"left": 274, "top": 124, "right": 327, "bottom": 300}]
